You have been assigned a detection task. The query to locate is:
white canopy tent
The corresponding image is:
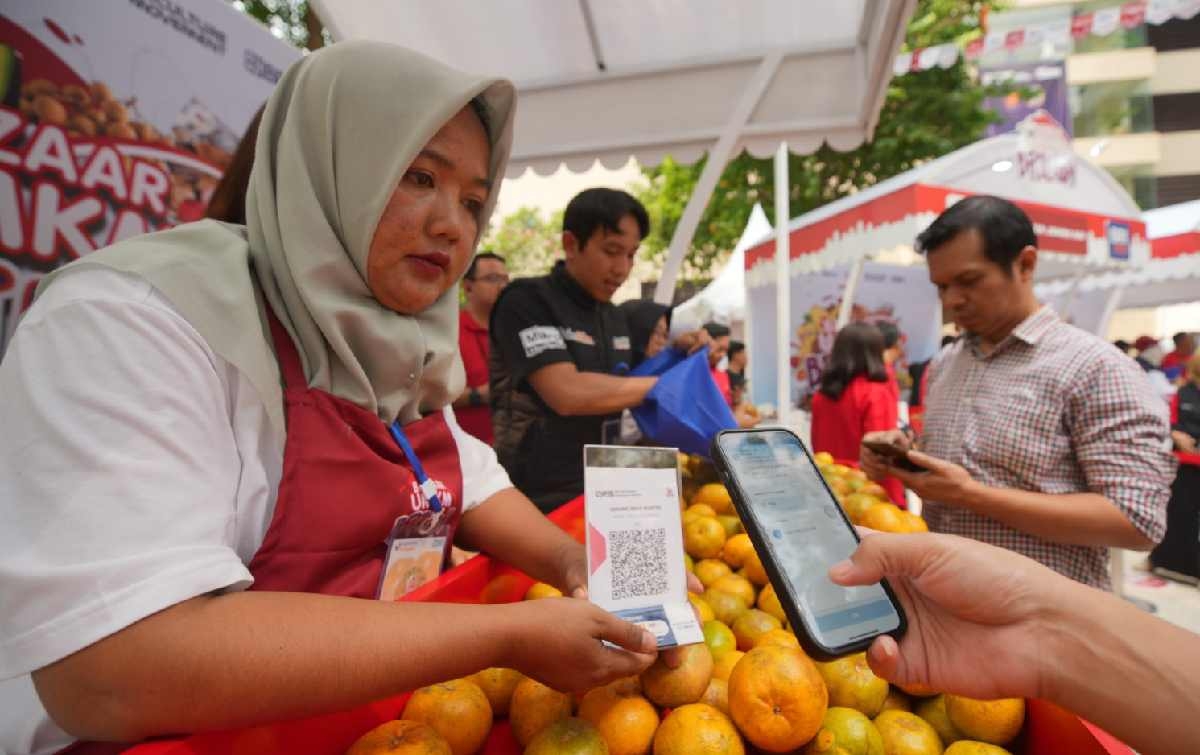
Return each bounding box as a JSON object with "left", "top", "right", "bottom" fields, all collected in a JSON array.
[
  {"left": 671, "top": 203, "right": 772, "bottom": 333},
  {"left": 309, "top": 0, "right": 916, "bottom": 309}
]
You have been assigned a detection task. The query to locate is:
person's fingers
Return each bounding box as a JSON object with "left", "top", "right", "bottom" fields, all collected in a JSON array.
[
  {"left": 597, "top": 613, "right": 658, "bottom": 655},
  {"left": 660, "top": 646, "right": 685, "bottom": 669},
  {"left": 905, "top": 450, "right": 942, "bottom": 471},
  {"left": 865, "top": 635, "right": 902, "bottom": 682},
  {"left": 829, "top": 533, "right": 942, "bottom": 587},
  {"left": 686, "top": 572, "right": 704, "bottom": 594}
]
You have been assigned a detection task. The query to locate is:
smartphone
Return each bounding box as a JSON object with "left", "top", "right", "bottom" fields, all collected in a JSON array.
[
  {"left": 861, "top": 439, "right": 928, "bottom": 474},
  {"left": 711, "top": 428, "right": 906, "bottom": 660}
]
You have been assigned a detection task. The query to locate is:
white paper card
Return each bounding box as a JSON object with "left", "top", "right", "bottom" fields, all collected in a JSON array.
[{"left": 584, "top": 445, "right": 703, "bottom": 648}]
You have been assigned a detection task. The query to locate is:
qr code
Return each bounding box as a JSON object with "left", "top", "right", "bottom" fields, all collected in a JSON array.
[{"left": 610, "top": 528, "right": 668, "bottom": 600}]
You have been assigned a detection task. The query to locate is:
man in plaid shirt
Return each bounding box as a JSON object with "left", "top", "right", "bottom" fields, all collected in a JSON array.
[{"left": 861, "top": 196, "right": 1175, "bottom": 589}]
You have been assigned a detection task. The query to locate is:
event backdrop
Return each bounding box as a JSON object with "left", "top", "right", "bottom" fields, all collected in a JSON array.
[
  {"left": 747, "top": 262, "right": 941, "bottom": 410},
  {"left": 0, "top": 0, "right": 298, "bottom": 354}
]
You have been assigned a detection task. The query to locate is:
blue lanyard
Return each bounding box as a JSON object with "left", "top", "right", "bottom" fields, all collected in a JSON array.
[{"left": 388, "top": 421, "right": 443, "bottom": 513}]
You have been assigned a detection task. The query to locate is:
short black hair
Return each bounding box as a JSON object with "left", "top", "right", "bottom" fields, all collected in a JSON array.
[
  {"left": 1175, "top": 332, "right": 1192, "bottom": 345},
  {"left": 1114, "top": 339, "right": 1131, "bottom": 352},
  {"left": 465, "top": 251, "right": 505, "bottom": 280},
  {"left": 703, "top": 322, "right": 731, "bottom": 339},
  {"left": 941, "top": 335, "right": 957, "bottom": 348},
  {"left": 915, "top": 195, "right": 1037, "bottom": 274},
  {"left": 728, "top": 340, "right": 745, "bottom": 359},
  {"left": 563, "top": 188, "right": 650, "bottom": 248},
  {"left": 876, "top": 322, "right": 900, "bottom": 349}
]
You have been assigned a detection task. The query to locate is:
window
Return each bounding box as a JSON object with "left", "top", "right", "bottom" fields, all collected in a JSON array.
[
  {"left": 1071, "top": 1, "right": 1150, "bottom": 55},
  {"left": 1071, "top": 79, "right": 1155, "bottom": 137}
]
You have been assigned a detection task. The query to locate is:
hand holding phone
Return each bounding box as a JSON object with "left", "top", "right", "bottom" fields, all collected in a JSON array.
[
  {"left": 861, "top": 438, "right": 928, "bottom": 474},
  {"left": 711, "top": 429, "right": 905, "bottom": 660}
]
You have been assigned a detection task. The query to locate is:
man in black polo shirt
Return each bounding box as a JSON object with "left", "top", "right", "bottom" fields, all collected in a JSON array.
[{"left": 489, "top": 188, "right": 673, "bottom": 512}]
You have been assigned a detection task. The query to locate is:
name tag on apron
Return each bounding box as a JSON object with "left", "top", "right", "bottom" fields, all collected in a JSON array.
[{"left": 379, "top": 535, "right": 446, "bottom": 601}]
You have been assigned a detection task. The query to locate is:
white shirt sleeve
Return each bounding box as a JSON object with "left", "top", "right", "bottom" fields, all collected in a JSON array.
[
  {"left": 0, "top": 269, "right": 252, "bottom": 680},
  {"left": 443, "top": 406, "right": 513, "bottom": 511}
]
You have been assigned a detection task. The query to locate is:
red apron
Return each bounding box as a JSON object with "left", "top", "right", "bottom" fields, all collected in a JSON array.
[{"left": 64, "top": 309, "right": 464, "bottom": 753}]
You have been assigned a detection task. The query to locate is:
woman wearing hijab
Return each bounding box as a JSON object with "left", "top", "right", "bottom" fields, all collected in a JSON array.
[
  {"left": 0, "top": 43, "right": 661, "bottom": 754},
  {"left": 619, "top": 299, "right": 672, "bottom": 365}
]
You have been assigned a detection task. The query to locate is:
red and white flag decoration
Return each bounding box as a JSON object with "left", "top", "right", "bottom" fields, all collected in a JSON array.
[{"left": 897, "top": 0, "right": 1200, "bottom": 75}]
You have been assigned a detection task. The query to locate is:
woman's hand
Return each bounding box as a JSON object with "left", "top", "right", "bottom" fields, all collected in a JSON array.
[
  {"left": 828, "top": 531, "right": 1069, "bottom": 701},
  {"left": 672, "top": 329, "right": 712, "bottom": 355},
  {"left": 501, "top": 599, "right": 658, "bottom": 693},
  {"left": 1173, "top": 430, "right": 1197, "bottom": 453}
]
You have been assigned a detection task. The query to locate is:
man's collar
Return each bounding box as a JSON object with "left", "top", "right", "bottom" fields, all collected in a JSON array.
[
  {"left": 551, "top": 260, "right": 599, "bottom": 309},
  {"left": 1010, "top": 305, "right": 1058, "bottom": 346}
]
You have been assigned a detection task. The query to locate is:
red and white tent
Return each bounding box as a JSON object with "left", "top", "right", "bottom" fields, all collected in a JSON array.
[
  {"left": 1037, "top": 199, "right": 1200, "bottom": 334},
  {"left": 742, "top": 112, "right": 1148, "bottom": 288}
]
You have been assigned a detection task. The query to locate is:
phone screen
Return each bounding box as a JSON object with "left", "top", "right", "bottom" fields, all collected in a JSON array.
[{"left": 715, "top": 430, "right": 902, "bottom": 651}]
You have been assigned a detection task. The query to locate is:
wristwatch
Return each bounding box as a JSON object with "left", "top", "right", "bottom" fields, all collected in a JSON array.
[{"left": 469, "top": 387, "right": 483, "bottom": 407}]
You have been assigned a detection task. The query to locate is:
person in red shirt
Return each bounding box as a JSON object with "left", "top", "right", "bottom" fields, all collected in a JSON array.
[
  {"left": 811, "top": 322, "right": 905, "bottom": 506},
  {"left": 453, "top": 252, "right": 508, "bottom": 443},
  {"left": 703, "top": 321, "right": 733, "bottom": 406},
  {"left": 876, "top": 320, "right": 903, "bottom": 406},
  {"left": 1161, "top": 331, "right": 1195, "bottom": 373}
]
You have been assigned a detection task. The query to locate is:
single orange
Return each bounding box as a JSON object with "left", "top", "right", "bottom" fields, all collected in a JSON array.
[
  {"left": 701, "top": 677, "right": 730, "bottom": 715},
  {"left": 578, "top": 684, "right": 659, "bottom": 755},
  {"left": 901, "top": 512, "right": 929, "bottom": 533},
  {"left": 695, "top": 559, "right": 735, "bottom": 588},
  {"left": 704, "top": 589, "right": 750, "bottom": 626},
  {"left": 728, "top": 645, "right": 827, "bottom": 753},
  {"left": 815, "top": 652, "right": 889, "bottom": 718},
  {"left": 945, "top": 695, "right": 1025, "bottom": 746},
  {"left": 690, "top": 592, "right": 716, "bottom": 623},
  {"left": 640, "top": 642, "right": 713, "bottom": 708},
  {"left": 754, "top": 629, "right": 801, "bottom": 651},
  {"left": 694, "top": 483, "right": 735, "bottom": 514},
  {"left": 401, "top": 679, "right": 492, "bottom": 755},
  {"left": 722, "top": 534, "right": 755, "bottom": 569},
  {"left": 524, "top": 717, "right": 609, "bottom": 755},
  {"left": 685, "top": 503, "right": 719, "bottom": 523},
  {"left": 858, "top": 482, "right": 890, "bottom": 501},
  {"left": 841, "top": 493, "right": 880, "bottom": 525},
  {"left": 712, "top": 649, "right": 745, "bottom": 682},
  {"left": 526, "top": 582, "right": 564, "bottom": 600},
  {"left": 709, "top": 575, "right": 756, "bottom": 608},
  {"left": 741, "top": 550, "right": 769, "bottom": 587},
  {"left": 703, "top": 620, "right": 738, "bottom": 661},
  {"left": 858, "top": 503, "right": 908, "bottom": 534},
  {"left": 510, "top": 677, "right": 574, "bottom": 747},
  {"left": 873, "top": 710, "right": 943, "bottom": 755},
  {"left": 685, "top": 517, "right": 728, "bottom": 559},
  {"left": 732, "top": 609, "right": 783, "bottom": 652},
  {"left": 652, "top": 703, "right": 744, "bottom": 755},
  {"left": 756, "top": 584, "right": 787, "bottom": 624},
  {"left": 345, "top": 720, "right": 452, "bottom": 755},
  {"left": 467, "top": 667, "right": 523, "bottom": 717},
  {"left": 813, "top": 451, "right": 835, "bottom": 466},
  {"left": 716, "top": 515, "right": 742, "bottom": 538}
]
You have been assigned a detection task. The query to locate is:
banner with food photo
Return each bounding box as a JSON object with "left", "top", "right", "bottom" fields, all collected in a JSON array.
[{"left": 0, "top": 0, "right": 299, "bottom": 354}]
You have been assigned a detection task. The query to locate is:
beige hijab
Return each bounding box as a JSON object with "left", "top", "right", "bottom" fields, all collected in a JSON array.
[{"left": 38, "top": 42, "right": 515, "bottom": 444}]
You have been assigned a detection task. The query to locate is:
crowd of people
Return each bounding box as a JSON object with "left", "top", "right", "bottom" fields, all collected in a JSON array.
[{"left": 2, "top": 40, "right": 1200, "bottom": 755}]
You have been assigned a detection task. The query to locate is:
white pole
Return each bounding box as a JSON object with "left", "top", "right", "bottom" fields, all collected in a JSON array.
[
  {"left": 774, "top": 142, "right": 791, "bottom": 426},
  {"left": 837, "top": 259, "right": 867, "bottom": 328}
]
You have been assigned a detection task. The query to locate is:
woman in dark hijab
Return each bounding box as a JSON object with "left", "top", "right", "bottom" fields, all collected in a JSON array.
[{"left": 620, "top": 299, "right": 672, "bottom": 366}]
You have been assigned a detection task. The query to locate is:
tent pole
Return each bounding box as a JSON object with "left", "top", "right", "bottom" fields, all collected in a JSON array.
[
  {"left": 653, "top": 52, "right": 781, "bottom": 304},
  {"left": 774, "top": 141, "right": 791, "bottom": 427},
  {"left": 1097, "top": 287, "right": 1124, "bottom": 339},
  {"left": 837, "top": 259, "right": 866, "bottom": 328}
]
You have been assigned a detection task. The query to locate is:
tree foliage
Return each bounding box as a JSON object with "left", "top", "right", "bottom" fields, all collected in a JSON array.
[
  {"left": 230, "top": 0, "right": 326, "bottom": 50},
  {"left": 633, "top": 0, "right": 1002, "bottom": 281},
  {"left": 480, "top": 206, "right": 564, "bottom": 279}
]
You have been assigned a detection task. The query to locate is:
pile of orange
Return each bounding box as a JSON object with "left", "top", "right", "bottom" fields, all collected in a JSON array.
[{"left": 346, "top": 455, "right": 1025, "bottom": 755}]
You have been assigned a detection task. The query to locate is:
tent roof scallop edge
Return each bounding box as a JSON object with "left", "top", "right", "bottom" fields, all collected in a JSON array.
[{"left": 308, "top": 0, "right": 917, "bottom": 177}]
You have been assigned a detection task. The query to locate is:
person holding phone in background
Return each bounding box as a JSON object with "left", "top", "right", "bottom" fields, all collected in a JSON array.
[{"left": 861, "top": 196, "right": 1174, "bottom": 589}]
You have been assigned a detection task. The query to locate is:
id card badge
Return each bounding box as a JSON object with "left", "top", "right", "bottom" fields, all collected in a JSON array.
[
  {"left": 379, "top": 535, "right": 446, "bottom": 601},
  {"left": 583, "top": 445, "right": 703, "bottom": 649}
]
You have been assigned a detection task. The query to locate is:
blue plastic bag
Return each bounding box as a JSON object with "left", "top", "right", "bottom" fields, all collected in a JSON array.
[{"left": 630, "top": 347, "right": 736, "bottom": 457}]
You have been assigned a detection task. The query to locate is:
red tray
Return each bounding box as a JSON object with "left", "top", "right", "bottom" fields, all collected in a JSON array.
[{"left": 126, "top": 498, "right": 1128, "bottom": 755}]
